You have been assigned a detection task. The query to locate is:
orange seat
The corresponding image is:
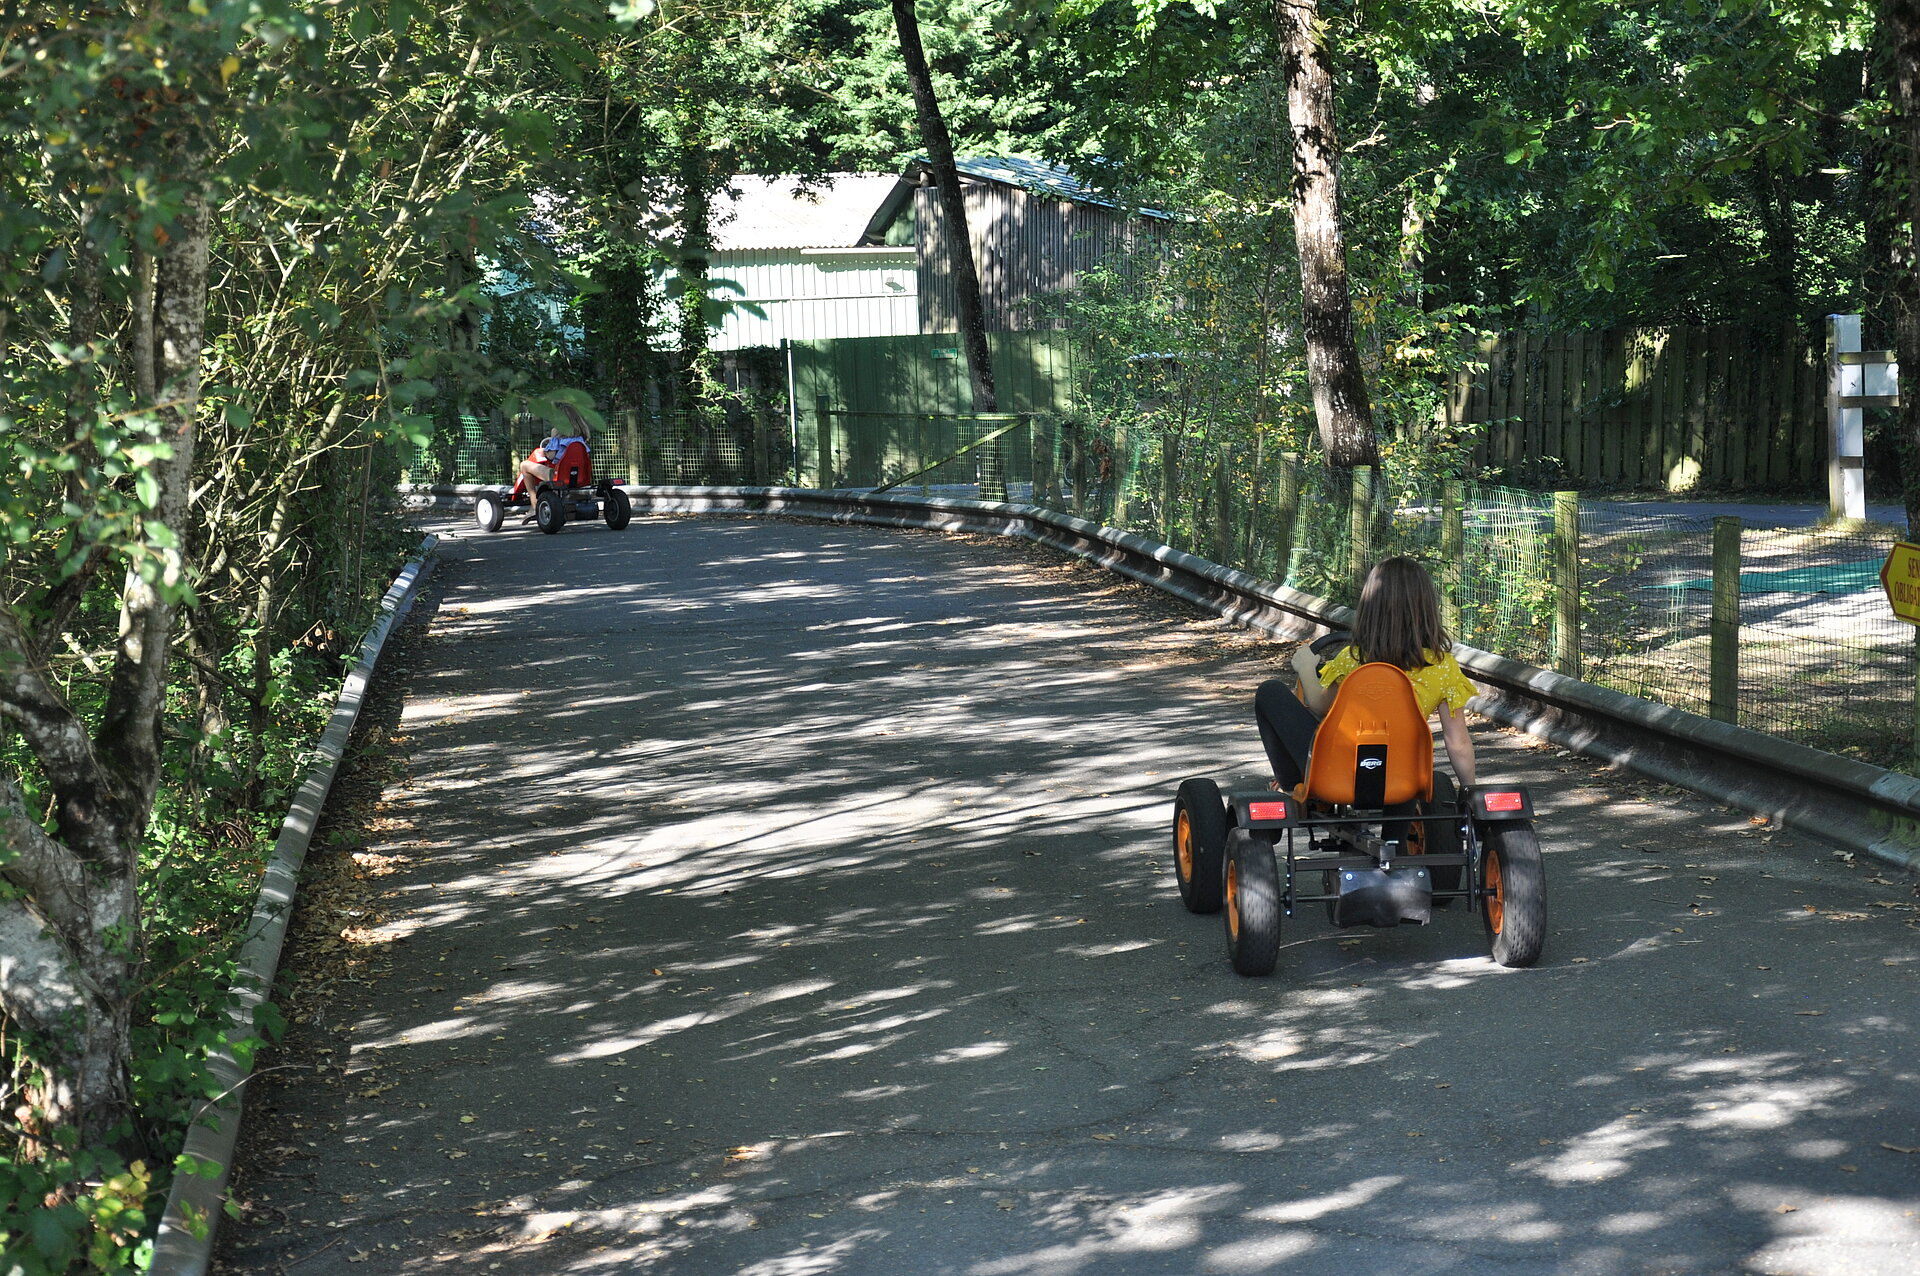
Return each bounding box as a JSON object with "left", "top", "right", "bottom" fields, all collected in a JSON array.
[{"left": 1294, "top": 662, "right": 1433, "bottom": 808}]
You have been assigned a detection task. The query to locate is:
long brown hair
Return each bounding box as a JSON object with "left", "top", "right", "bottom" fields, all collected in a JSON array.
[{"left": 1352, "top": 556, "right": 1451, "bottom": 672}]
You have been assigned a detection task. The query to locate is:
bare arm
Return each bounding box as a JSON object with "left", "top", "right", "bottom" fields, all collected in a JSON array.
[
  {"left": 1437, "top": 702, "right": 1476, "bottom": 788},
  {"left": 1292, "top": 644, "right": 1336, "bottom": 716}
]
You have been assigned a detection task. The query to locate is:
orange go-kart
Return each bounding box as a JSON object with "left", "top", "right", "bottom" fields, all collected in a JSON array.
[
  {"left": 1171, "top": 633, "right": 1546, "bottom": 975},
  {"left": 473, "top": 438, "right": 632, "bottom": 535}
]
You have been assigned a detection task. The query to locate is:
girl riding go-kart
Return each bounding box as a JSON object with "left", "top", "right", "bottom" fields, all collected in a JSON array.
[
  {"left": 1171, "top": 556, "right": 1547, "bottom": 975},
  {"left": 473, "top": 419, "right": 632, "bottom": 536}
]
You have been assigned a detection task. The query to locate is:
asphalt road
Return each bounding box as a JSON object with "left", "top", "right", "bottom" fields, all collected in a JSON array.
[{"left": 217, "top": 513, "right": 1920, "bottom": 1276}]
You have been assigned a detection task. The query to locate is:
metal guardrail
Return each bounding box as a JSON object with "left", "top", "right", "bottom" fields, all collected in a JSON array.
[{"left": 600, "top": 484, "right": 1920, "bottom": 874}]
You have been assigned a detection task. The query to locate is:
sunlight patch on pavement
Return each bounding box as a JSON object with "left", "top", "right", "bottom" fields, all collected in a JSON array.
[{"left": 1245, "top": 1176, "right": 1404, "bottom": 1224}]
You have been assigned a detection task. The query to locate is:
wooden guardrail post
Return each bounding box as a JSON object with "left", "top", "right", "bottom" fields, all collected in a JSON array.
[
  {"left": 1441, "top": 480, "right": 1464, "bottom": 636},
  {"left": 1214, "top": 444, "right": 1234, "bottom": 565},
  {"left": 1554, "top": 491, "right": 1581, "bottom": 679},
  {"left": 1348, "top": 465, "right": 1373, "bottom": 589},
  {"left": 814, "top": 394, "right": 833, "bottom": 489},
  {"left": 1710, "top": 515, "right": 1741, "bottom": 723}
]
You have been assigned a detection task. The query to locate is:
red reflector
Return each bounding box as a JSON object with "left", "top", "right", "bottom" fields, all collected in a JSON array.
[
  {"left": 1483, "top": 791, "right": 1525, "bottom": 812},
  {"left": 1247, "top": 801, "right": 1290, "bottom": 821}
]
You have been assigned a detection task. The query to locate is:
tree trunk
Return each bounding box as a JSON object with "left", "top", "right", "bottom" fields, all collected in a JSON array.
[
  {"left": 1882, "top": 0, "right": 1920, "bottom": 529},
  {"left": 676, "top": 137, "right": 717, "bottom": 422},
  {"left": 0, "top": 197, "right": 209, "bottom": 1155},
  {"left": 1277, "top": 0, "right": 1377, "bottom": 468},
  {"left": 891, "top": 0, "right": 997, "bottom": 414}
]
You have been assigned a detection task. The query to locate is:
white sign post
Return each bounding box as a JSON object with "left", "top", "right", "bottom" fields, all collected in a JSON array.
[{"left": 1827, "top": 313, "right": 1899, "bottom": 521}]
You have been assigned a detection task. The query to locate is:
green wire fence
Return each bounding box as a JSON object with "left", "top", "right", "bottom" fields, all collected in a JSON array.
[{"left": 413, "top": 405, "right": 1915, "bottom": 773}]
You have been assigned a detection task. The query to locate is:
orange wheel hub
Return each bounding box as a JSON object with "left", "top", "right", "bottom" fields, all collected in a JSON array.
[
  {"left": 1226, "top": 860, "right": 1240, "bottom": 940},
  {"left": 1485, "top": 847, "right": 1505, "bottom": 933}
]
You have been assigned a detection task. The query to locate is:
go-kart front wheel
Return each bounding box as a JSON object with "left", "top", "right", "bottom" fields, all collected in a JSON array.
[
  {"left": 1173, "top": 778, "right": 1228, "bottom": 913},
  {"left": 605, "top": 486, "right": 633, "bottom": 530},
  {"left": 536, "top": 489, "right": 566, "bottom": 534},
  {"left": 474, "top": 492, "right": 506, "bottom": 533},
  {"left": 1224, "top": 829, "right": 1281, "bottom": 976},
  {"left": 1481, "top": 821, "right": 1546, "bottom": 967}
]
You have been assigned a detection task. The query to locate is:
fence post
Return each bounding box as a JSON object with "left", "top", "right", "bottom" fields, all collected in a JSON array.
[
  {"left": 1030, "top": 415, "right": 1051, "bottom": 506},
  {"left": 1911, "top": 632, "right": 1920, "bottom": 760},
  {"left": 979, "top": 417, "right": 1010, "bottom": 502},
  {"left": 1244, "top": 433, "right": 1264, "bottom": 564},
  {"left": 1112, "top": 426, "right": 1132, "bottom": 525},
  {"left": 1710, "top": 515, "right": 1741, "bottom": 723},
  {"left": 1214, "top": 444, "right": 1234, "bottom": 565},
  {"left": 1348, "top": 466, "right": 1373, "bottom": 590},
  {"left": 1554, "top": 491, "right": 1581, "bottom": 679},
  {"left": 1070, "top": 424, "right": 1087, "bottom": 516},
  {"left": 1160, "top": 436, "right": 1179, "bottom": 545},
  {"left": 622, "top": 408, "right": 640, "bottom": 485},
  {"left": 1826, "top": 314, "right": 1867, "bottom": 521},
  {"left": 814, "top": 394, "right": 833, "bottom": 489},
  {"left": 1274, "top": 452, "right": 1301, "bottom": 582},
  {"left": 1441, "top": 480, "right": 1464, "bottom": 636},
  {"left": 752, "top": 402, "right": 771, "bottom": 486}
]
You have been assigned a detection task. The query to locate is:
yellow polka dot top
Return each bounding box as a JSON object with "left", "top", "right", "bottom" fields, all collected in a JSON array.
[{"left": 1317, "top": 646, "right": 1478, "bottom": 718}]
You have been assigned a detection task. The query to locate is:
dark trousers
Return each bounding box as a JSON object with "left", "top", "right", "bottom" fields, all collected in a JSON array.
[{"left": 1255, "top": 677, "right": 1318, "bottom": 788}]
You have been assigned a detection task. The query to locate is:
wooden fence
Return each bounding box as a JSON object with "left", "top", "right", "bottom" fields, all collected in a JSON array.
[
  {"left": 793, "top": 323, "right": 1831, "bottom": 493},
  {"left": 1446, "top": 323, "right": 1826, "bottom": 491}
]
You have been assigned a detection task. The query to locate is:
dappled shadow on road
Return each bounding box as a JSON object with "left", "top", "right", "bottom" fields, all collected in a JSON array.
[{"left": 219, "top": 517, "right": 1920, "bottom": 1276}]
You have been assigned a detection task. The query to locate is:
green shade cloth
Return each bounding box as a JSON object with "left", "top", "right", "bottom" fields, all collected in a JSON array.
[{"left": 1671, "top": 561, "right": 1881, "bottom": 594}]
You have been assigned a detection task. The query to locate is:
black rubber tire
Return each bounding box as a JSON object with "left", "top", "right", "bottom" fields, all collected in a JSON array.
[
  {"left": 1481, "top": 821, "right": 1547, "bottom": 967},
  {"left": 474, "top": 493, "right": 505, "bottom": 533},
  {"left": 536, "top": 489, "right": 566, "bottom": 534},
  {"left": 1224, "top": 829, "right": 1281, "bottom": 976},
  {"left": 1420, "top": 772, "right": 1464, "bottom": 899},
  {"left": 605, "top": 486, "right": 633, "bottom": 530},
  {"left": 1172, "top": 778, "right": 1229, "bottom": 914}
]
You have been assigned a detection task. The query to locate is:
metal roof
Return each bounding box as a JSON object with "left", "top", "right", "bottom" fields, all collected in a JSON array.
[
  {"left": 710, "top": 174, "right": 900, "bottom": 252},
  {"left": 859, "top": 156, "right": 1170, "bottom": 238}
]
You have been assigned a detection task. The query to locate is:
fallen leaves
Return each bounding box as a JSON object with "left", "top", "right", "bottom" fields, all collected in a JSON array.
[{"left": 1882, "top": 1142, "right": 1920, "bottom": 1155}]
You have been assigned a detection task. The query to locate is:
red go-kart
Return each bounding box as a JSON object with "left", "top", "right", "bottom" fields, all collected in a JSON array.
[{"left": 473, "top": 438, "right": 632, "bottom": 535}]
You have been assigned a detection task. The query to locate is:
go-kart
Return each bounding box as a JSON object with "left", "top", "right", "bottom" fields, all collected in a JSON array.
[
  {"left": 1172, "top": 634, "right": 1546, "bottom": 975},
  {"left": 473, "top": 437, "right": 632, "bottom": 535}
]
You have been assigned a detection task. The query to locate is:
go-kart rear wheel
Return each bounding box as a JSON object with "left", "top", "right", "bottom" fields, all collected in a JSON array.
[
  {"left": 605, "top": 486, "right": 633, "bottom": 530},
  {"left": 1481, "top": 821, "right": 1546, "bottom": 968},
  {"left": 536, "top": 489, "right": 566, "bottom": 534},
  {"left": 1173, "top": 778, "right": 1228, "bottom": 914},
  {"left": 475, "top": 492, "right": 505, "bottom": 533},
  {"left": 1224, "top": 829, "right": 1281, "bottom": 976}
]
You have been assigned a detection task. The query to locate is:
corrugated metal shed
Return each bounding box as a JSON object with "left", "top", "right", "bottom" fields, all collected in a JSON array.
[
  {"left": 909, "top": 158, "right": 1162, "bottom": 335},
  {"left": 707, "top": 248, "right": 918, "bottom": 349}
]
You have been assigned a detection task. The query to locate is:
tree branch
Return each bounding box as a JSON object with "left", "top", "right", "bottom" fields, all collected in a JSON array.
[{"left": 0, "top": 773, "right": 87, "bottom": 932}]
